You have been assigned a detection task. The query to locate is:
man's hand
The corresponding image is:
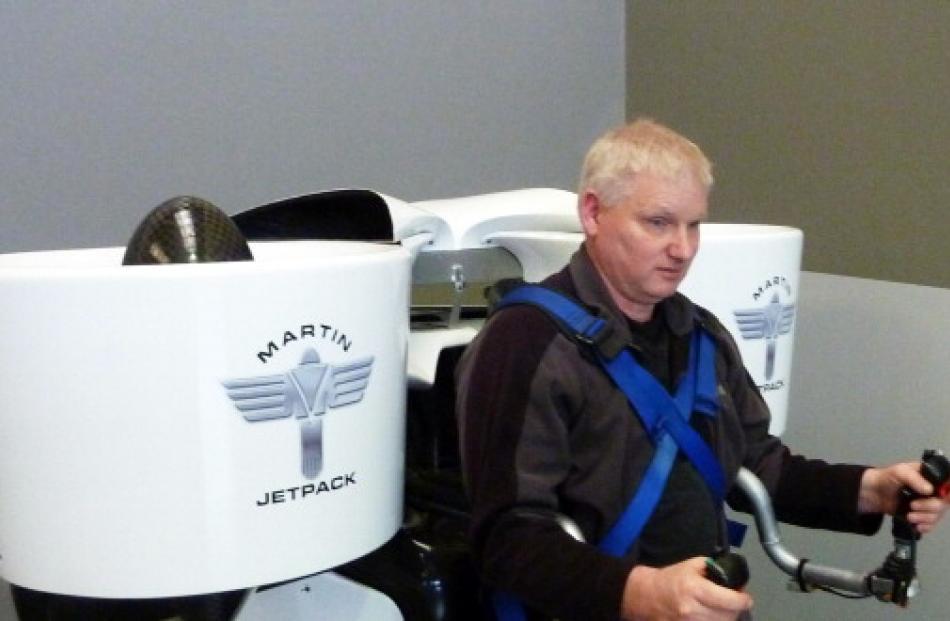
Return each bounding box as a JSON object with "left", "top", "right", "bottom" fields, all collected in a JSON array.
[
  {"left": 858, "top": 461, "right": 949, "bottom": 534},
  {"left": 621, "top": 557, "right": 753, "bottom": 620}
]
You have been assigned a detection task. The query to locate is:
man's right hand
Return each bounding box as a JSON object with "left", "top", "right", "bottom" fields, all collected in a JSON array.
[{"left": 621, "top": 557, "right": 753, "bottom": 620}]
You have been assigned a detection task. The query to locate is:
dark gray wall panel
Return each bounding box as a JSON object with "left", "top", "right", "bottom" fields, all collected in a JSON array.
[{"left": 627, "top": 1, "right": 950, "bottom": 288}]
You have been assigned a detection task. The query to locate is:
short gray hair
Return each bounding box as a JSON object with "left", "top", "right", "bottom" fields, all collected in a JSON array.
[{"left": 577, "top": 118, "right": 713, "bottom": 208}]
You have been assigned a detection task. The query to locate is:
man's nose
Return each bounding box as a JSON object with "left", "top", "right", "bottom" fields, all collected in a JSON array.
[{"left": 668, "top": 227, "right": 695, "bottom": 260}]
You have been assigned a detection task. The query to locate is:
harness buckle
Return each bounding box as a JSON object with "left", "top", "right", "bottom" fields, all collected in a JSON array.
[{"left": 574, "top": 316, "right": 615, "bottom": 358}]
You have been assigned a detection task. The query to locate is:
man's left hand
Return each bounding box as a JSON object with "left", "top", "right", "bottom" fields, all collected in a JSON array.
[{"left": 858, "top": 461, "right": 949, "bottom": 533}]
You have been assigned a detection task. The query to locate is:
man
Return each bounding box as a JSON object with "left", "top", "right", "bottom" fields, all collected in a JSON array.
[{"left": 455, "top": 119, "right": 948, "bottom": 620}]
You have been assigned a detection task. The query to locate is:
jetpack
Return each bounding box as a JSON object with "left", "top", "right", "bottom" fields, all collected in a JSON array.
[{"left": 0, "top": 188, "right": 934, "bottom": 620}]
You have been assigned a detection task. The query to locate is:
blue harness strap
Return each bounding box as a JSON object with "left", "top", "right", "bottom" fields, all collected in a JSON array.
[
  {"left": 597, "top": 330, "right": 721, "bottom": 555},
  {"left": 490, "top": 284, "right": 729, "bottom": 620},
  {"left": 494, "top": 285, "right": 724, "bottom": 507}
]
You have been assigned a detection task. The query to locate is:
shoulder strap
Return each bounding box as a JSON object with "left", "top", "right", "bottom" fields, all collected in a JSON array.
[{"left": 489, "top": 280, "right": 627, "bottom": 359}]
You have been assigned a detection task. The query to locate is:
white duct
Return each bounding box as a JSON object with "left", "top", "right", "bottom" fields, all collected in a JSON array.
[{"left": 0, "top": 241, "right": 408, "bottom": 597}]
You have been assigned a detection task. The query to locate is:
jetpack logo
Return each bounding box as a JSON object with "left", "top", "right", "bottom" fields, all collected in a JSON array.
[
  {"left": 733, "top": 276, "right": 796, "bottom": 386},
  {"left": 222, "top": 347, "right": 374, "bottom": 479}
]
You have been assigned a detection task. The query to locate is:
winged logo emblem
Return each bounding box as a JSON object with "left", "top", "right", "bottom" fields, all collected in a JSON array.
[
  {"left": 222, "top": 348, "right": 374, "bottom": 479},
  {"left": 733, "top": 292, "right": 796, "bottom": 380}
]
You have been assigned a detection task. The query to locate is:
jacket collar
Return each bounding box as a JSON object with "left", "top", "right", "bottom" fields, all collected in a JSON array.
[{"left": 567, "top": 243, "right": 700, "bottom": 341}]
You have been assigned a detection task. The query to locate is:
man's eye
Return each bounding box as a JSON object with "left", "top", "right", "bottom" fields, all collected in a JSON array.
[{"left": 648, "top": 218, "right": 667, "bottom": 228}]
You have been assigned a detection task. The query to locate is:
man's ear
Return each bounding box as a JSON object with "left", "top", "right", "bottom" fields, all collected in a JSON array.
[{"left": 578, "top": 191, "right": 602, "bottom": 237}]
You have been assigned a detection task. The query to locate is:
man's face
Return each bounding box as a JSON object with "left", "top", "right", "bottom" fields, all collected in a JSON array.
[{"left": 582, "top": 172, "right": 709, "bottom": 319}]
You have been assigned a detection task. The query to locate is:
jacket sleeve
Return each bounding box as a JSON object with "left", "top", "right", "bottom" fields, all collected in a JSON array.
[{"left": 456, "top": 306, "right": 634, "bottom": 621}]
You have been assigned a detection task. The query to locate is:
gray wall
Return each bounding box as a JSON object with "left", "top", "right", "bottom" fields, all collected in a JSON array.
[
  {"left": 627, "top": 1, "right": 950, "bottom": 289},
  {"left": 0, "top": 2, "right": 623, "bottom": 254},
  {"left": 0, "top": 3, "right": 623, "bottom": 619}
]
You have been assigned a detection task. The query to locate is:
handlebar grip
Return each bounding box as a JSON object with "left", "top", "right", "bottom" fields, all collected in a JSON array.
[
  {"left": 897, "top": 450, "right": 949, "bottom": 517},
  {"left": 894, "top": 450, "right": 949, "bottom": 541},
  {"left": 920, "top": 450, "right": 949, "bottom": 499},
  {"left": 705, "top": 550, "right": 750, "bottom": 590}
]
